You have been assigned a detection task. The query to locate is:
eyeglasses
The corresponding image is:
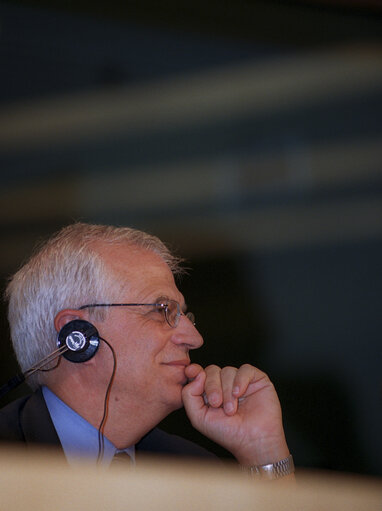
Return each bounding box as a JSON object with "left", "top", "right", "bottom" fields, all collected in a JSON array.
[{"left": 78, "top": 300, "right": 195, "bottom": 329}]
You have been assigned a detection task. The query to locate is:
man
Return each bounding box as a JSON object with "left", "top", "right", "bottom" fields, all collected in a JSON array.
[{"left": 0, "top": 223, "right": 294, "bottom": 480}]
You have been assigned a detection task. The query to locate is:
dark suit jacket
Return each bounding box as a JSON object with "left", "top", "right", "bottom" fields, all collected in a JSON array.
[{"left": 0, "top": 388, "right": 215, "bottom": 461}]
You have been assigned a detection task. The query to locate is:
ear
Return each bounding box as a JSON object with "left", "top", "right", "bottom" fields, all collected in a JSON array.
[{"left": 54, "top": 309, "right": 86, "bottom": 334}]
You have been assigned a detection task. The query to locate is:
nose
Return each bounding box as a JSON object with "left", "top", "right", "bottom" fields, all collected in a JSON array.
[{"left": 170, "top": 315, "right": 204, "bottom": 349}]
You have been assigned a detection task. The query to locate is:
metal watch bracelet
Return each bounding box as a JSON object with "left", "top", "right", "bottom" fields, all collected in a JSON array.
[{"left": 242, "top": 454, "right": 295, "bottom": 480}]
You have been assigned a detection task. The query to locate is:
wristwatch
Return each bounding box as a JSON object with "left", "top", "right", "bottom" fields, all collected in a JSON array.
[{"left": 243, "top": 454, "right": 295, "bottom": 480}]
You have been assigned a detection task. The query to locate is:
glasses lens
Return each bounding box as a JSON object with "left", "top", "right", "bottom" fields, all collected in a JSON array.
[
  {"left": 165, "top": 300, "right": 181, "bottom": 328},
  {"left": 186, "top": 312, "right": 195, "bottom": 326}
]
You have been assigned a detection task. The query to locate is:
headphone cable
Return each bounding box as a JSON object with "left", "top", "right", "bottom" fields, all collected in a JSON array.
[{"left": 96, "top": 337, "right": 117, "bottom": 465}]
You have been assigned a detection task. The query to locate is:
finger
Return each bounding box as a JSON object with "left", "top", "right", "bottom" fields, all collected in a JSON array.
[
  {"left": 183, "top": 367, "right": 206, "bottom": 398},
  {"left": 185, "top": 363, "right": 203, "bottom": 381},
  {"left": 182, "top": 369, "right": 207, "bottom": 425},
  {"left": 232, "top": 364, "right": 257, "bottom": 397},
  {"left": 221, "top": 366, "right": 238, "bottom": 415},
  {"left": 203, "top": 365, "right": 223, "bottom": 408}
]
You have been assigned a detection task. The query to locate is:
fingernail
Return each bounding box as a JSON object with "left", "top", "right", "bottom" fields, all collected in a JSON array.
[
  {"left": 233, "top": 386, "right": 240, "bottom": 396},
  {"left": 225, "top": 402, "right": 234, "bottom": 413},
  {"left": 209, "top": 392, "right": 219, "bottom": 406}
]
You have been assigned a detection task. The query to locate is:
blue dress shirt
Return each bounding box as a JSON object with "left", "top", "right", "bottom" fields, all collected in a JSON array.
[{"left": 42, "top": 386, "right": 135, "bottom": 466}]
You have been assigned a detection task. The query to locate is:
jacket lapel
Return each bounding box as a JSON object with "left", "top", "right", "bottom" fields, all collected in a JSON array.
[{"left": 20, "top": 388, "right": 63, "bottom": 452}]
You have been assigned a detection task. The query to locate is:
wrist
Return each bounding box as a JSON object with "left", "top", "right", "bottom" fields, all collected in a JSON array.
[{"left": 234, "top": 435, "right": 290, "bottom": 467}]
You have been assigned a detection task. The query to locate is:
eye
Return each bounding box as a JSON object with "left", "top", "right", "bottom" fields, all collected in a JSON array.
[
  {"left": 154, "top": 303, "right": 166, "bottom": 315},
  {"left": 147, "top": 301, "right": 167, "bottom": 321},
  {"left": 155, "top": 298, "right": 169, "bottom": 309}
]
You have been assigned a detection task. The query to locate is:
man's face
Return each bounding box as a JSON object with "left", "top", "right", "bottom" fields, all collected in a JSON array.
[{"left": 89, "top": 243, "right": 203, "bottom": 417}]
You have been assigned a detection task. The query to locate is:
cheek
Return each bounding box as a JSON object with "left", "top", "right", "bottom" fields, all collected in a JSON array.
[
  {"left": 114, "top": 330, "right": 166, "bottom": 371},
  {"left": 102, "top": 316, "right": 169, "bottom": 368}
]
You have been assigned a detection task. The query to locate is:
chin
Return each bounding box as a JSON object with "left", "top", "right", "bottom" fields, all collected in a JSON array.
[{"left": 162, "top": 386, "right": 184, "bottom": 412}]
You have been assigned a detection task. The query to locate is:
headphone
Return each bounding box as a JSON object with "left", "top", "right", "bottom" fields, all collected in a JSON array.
[
  {"left": 0, "top": 320, "right": 101, "bottom": 399},
  {"left": 1, "top": 319, "right": 116, "bottom": 464},
  {"left": 57, "top": 319, "right": 100, "bottom": 363}
]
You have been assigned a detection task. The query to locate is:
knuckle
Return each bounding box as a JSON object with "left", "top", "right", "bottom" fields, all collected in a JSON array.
[
  {"left": 241, "top": 363, "right": 255, "bottom": 371},
  {"left": 221, "top": 365, "right": 236, "bottom": 376},
  {"left": 205, "top": 364, "right": 221, "bottom": 373}
]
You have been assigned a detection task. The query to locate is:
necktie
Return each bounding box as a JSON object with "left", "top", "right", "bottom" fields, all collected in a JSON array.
[{"left": 110, "top": 451, "right": 133, "bottom": 469}]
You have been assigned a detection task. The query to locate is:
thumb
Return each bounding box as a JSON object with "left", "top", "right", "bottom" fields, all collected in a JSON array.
[{"left": 182, "top": 369, "right": 206, "bottom": 425}]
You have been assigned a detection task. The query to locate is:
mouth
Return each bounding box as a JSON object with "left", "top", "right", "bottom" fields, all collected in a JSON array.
[
  {"left": 161, "top": 360, "right": 190, "bottom": 385},
  {"left": 163, "top": 360, "right": 190, "bottom": 367}
]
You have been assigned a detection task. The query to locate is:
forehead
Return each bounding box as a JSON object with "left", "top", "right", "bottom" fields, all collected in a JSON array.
[{"left": 94, "top": 242, "right": 181, "bottom": 300}]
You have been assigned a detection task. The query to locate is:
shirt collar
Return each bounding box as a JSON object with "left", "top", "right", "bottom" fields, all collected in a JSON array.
[{"left": 42, "top": 386, "right": 135, "bottom": 466}]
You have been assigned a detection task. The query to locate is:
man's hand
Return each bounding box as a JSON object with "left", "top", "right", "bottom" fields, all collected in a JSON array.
[{"left": 182, "top": 364, "right": 290, "bottom": 467}]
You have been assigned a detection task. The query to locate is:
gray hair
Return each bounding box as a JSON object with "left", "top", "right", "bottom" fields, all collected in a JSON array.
[{"left": 5, "top": 222, "right": 184, "bottom": 389}]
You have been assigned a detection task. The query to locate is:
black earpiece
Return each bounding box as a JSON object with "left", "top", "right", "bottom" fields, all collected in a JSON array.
[
  {"left": 0, "top": 319, "right": 102, "bottom": 399},
  {"left": 57, "top": 319, "right": 100, "bottom": 363}
]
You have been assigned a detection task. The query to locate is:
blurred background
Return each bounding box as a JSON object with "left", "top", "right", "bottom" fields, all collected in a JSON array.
[{"left": 0, "top": 0, "right": 381, "bottom": 476}]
